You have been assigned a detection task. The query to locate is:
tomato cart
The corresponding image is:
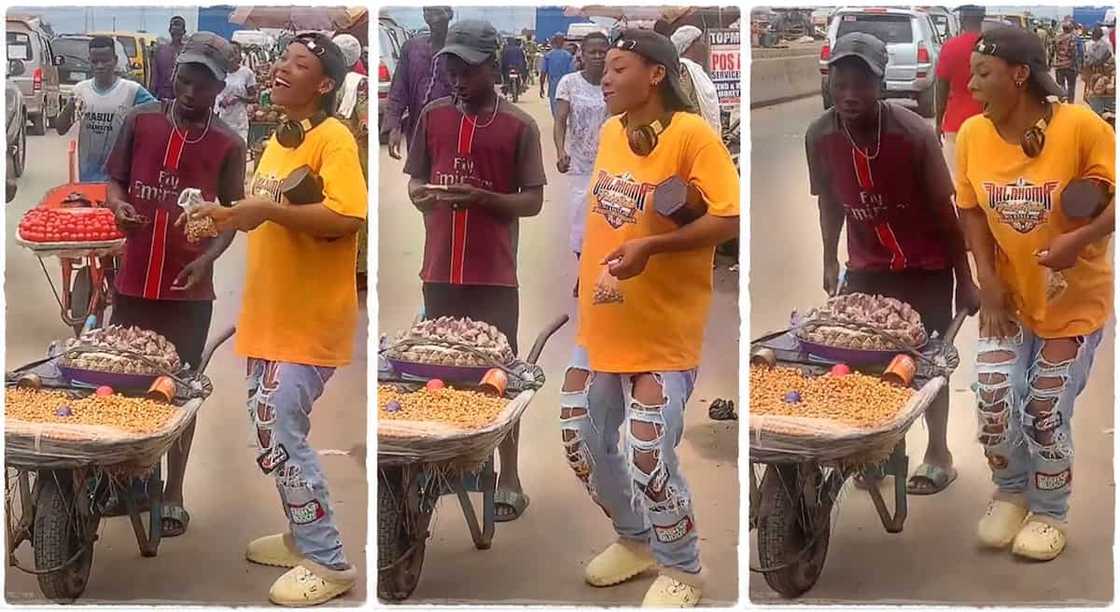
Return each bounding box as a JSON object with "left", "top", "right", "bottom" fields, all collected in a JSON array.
[
  {"left": 4, "top": 327, "right": 235, "bottom": 602},
  {"left": 749, "top": 309, "right": 966, "bottom": 598},
  {"left": 376, "top": 315, "right": 568, "bottom": 602},
  {"left": 14, "top": 141, "right": 120, "bottom": 336}
]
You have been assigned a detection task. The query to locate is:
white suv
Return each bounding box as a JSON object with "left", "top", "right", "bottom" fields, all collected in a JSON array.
[{"left": 820, "top": 7, "right": 944, "bottom": 117}]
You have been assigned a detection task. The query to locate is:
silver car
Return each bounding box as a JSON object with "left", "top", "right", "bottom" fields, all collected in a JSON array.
[
  {"left": 6, "top": 16, "right": 63, "bottom": 135},
  {"left": 820, "top": 7, "right": 944, "bottom": 118}
]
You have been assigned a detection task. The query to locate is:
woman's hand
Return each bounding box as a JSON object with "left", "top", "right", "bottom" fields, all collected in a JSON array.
[
  {"left": 187, "top": 198, "right": 272, "bottom": 233},
  {"left": 603, "top": 238, "right": 653, "bottom": 280},
  {"left": 977, "top": 275, "right": 1017, "bottom": 339},
  {"left": 1037, "top": 231, "right": 1085, "bottom": 270}
]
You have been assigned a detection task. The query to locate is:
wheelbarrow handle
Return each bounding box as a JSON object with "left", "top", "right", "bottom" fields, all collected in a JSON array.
[
  {"left": 525, "top": 314, "right": 569, "bottom": 366},
  {"left": 196, "top": 326, "right": 235, "bottom": 374},
  {"left": 942, "top": 309, "right": 971, "bottom": 347}
]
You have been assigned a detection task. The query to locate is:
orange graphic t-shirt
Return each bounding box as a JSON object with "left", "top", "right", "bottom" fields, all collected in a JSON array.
[
  {"left": 577, "top": 112, "right": 739, "bottom": 373},
  {"left": 955, "top": 103, "right": 1115, "bottom": 338},
  {"left": 236, "top": 118, "right": 368, "bottom": 367}
]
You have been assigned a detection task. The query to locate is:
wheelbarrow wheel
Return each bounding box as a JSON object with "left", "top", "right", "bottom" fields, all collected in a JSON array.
[
  {"left": 757, "top": 464, "right": 833, "bottom": 598},
  {"left": 377, "top": 467, "right": 429, "bottom": 602},
  {"left": 69, "top": 266, "right": 92, "bottom": 336},
  {"left": 33, "top": 476, "right": 96, "bottom": 603}
]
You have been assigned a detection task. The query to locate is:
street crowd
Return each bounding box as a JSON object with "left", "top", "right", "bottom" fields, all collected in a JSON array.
[
  {"left": 812, "top": 4, "right": 1114, "bottom": 563},
  {"left": 383, "top": 6, "right": 739, "bottom": 607},
  {"left": 53, "top": 16, "right": 369, "bottom": 606}
]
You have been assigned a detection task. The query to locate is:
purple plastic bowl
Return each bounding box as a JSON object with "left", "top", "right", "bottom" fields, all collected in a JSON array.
[
  {"left": 386, "top": 358, "right": 493, "bottom": 383},
  {"left": 796, "top": 334, "right": 926, "bottom": 367},
  {"left": 58, "top": 366, "right": 159, "bottom": 391}
]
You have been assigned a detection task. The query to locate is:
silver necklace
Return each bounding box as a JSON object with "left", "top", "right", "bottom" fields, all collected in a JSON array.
[
  {"left": 842, "top": 101, "right": 883, "bottom": 160},
  {"left": 170, "top": 100, "right": 212, "bottom": 145}
]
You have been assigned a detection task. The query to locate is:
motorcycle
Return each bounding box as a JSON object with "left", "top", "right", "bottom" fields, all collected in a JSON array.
[{"left": 502, "top": 69, "right": 523, "bottom": 103}]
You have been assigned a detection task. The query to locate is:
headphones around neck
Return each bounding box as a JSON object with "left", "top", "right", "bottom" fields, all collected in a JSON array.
[
  {"left": 1021, "top": 103, "right": 1054, "bottom": 158},
  {"left": 276, "top": 111, "right": 329, "bottom": 149},
  {"left": 626, "top": 113, "right": 674, "bottom": 156}
]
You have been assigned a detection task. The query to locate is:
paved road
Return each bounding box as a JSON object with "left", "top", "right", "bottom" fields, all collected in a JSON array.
[
  {"left": 377, "top": 92, "right": 740, "bottom": 605},
  {"left": 5, "top": 132, "right": 368, "bottom": 605},
  {"left": 749, "top": 96, "right": 1114, "bottom": 605}
]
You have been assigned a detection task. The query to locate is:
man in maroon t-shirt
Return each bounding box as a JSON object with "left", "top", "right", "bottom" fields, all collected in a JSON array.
[
  {"left": 935, "top": 5, "right": 985, "bottom": 177},
  {"left": 808, "top": 33, "right": 978, "bottom": 495},
  {"left": 405, "top": 20, "right": 546, "bottom": 522},
  {"left": 105, "top": 32, "right": 246, "bottom": 536}
]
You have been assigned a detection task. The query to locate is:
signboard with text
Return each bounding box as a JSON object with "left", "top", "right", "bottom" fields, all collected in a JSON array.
[{"left": 708, "top": 28, "right": 741, "bottom": 107}]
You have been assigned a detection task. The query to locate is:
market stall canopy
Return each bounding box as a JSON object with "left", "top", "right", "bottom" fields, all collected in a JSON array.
[{"left": 228, "top": 6, "right": 366, "bottom": 32}]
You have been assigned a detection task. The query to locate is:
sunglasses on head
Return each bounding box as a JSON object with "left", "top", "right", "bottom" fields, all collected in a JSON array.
[{"left": 295, "top": 35, "right": 327, "bottom": 57}]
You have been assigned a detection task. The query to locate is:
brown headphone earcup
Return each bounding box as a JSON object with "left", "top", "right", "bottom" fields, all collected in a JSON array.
[{"left": 627, "top": 126, "right": 658, "bottom": 156}]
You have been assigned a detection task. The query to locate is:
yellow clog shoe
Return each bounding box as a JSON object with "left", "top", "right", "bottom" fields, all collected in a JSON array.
[
  {"left": 268, "top": 561, "right": 356, "bottom": 607},
  {"left": 584, "top": 539, "right": 656, "bottom": 587},
  {"left": 246, "top": 533, "right": 304, "bottom": 568},
  {"left": 641, "top": 571, "right": 703, "bottom": 608},
  {"left": 1012, "top": 516, "right": 1067, "bottom": 561},
  {"left": 977, "top": 497, "right": 1029, "bottom": 548}
]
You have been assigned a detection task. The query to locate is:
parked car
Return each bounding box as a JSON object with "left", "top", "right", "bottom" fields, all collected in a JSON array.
[
  {"left": 820, "top": 7, "right": 942, "bottom": 118},
  {"left": 90, "top": 31, "right": 152, "bottom": 85},
  {"left": 53, "top": 35, "right": 131, "bottom": 102},
  {"left": 378, "top": 17, "right": 408, "bottom": 143},
  {"left": 6, "top": 16, "right": 63, "bottom": 135},
  {"left": 7, "top": 59, "right": 27, "bottom": 202}
]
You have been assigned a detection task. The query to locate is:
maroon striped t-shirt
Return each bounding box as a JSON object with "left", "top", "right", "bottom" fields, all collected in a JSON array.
[
  {"left": 806, "top": 103, "right": 954, "bottom": 272},
  {"left": 404, "top": 97, "right": 546, "bottom": 287},
  {"left": 106, "top": 101, "right": 246, "bottom": 301}
]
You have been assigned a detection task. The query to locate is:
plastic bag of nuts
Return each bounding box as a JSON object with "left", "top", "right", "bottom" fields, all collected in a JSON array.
[
  {"left": 593, "top": 265, "right": 624, "bottom": 305},
  {"left": 178, "top": 188, "right": 219, "bottom": 243}
]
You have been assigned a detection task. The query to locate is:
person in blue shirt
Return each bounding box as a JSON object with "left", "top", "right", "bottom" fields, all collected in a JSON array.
[
  {"left": 501, "top": 37, "right": 528, "bottom": 93},
  {"left": 539, "top": 33, "right": 574, "bottom": 113}
]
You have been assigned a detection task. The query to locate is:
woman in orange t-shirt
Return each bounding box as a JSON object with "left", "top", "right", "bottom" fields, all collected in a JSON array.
[
  {"left": 957, "top": 27, "right": 1114, "bottom": 562},
  {"left": 560, "top": 30, "right": 738, "bottom": 608}
]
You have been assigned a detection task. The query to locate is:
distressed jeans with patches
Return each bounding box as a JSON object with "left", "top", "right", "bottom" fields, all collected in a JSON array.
[
  {"left": 560, "top": 346, "right": 701, "bottom": 573},
  {"left": 974, "top": 325, "right": 1103, "bottom": 522},
  {"left": 247, "top": 359, "right": 350, "bottom": 570}
]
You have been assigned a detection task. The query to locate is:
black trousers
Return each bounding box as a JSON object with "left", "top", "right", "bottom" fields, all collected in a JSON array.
[{"left": 1057, "top": 68, "right": 1079, "bottom": 102}]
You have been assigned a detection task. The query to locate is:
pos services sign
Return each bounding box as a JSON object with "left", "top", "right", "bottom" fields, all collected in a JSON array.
[{"left": 707, "top": 28, "right": 740, "bottom": 107}]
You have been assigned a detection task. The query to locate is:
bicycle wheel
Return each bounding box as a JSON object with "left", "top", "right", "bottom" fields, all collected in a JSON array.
[
  {"left": 33, "top": 474, "right": 98, "bottom": 603},
  {"left": 69, "top": 267, "right": 93, "bottom": 336}
]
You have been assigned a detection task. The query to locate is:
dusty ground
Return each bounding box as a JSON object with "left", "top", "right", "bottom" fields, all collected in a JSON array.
[
  {"left": 749, "top": 96, "right": 1114, "bottom": 605},
  {"left": 5, "top": 131, "right": 368, "bottom": 605},
  {"left": 377, "top": 91, "right": 740, "bottom": 605}
]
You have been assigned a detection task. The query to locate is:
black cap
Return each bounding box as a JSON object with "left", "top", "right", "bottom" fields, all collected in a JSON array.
[
  {"left": 976, "top": 27, "right": 1065, "bottom": 99},
  {"left": 437, "top": 20, "right": 500, "bottom": 65},
  {"left": 610, "top": 28, "right": 692, "bottom": 111},
  {"left": 829, "top": 32, "right": 889, "bottom": 77},
  {"left": 177, "top": 32, "right": 230, "bottom": 81},
  {"left": 293, "top": 33, "right": 348, "bottom": 88}
]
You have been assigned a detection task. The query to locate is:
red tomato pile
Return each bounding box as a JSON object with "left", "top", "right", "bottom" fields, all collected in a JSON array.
[{"left": 18, "top": 208, "right": 123, "bottom": 243}]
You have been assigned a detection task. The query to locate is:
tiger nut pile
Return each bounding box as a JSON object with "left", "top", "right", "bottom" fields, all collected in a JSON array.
[
  {"left": 388, "top": 317, "right": 514, "bottom": 366},
  {"left": 6, "top": 388, "right": 178, "bottom": 434},
  {"left": 378, "top": 385, "right": 508, "bottom": 429},
  {"left": 593, "top": 269, "right": 624, "bottom": 305},
  {"left": 185, "top": 216, "right": 219, "bottom": 243},
  {"left": 750, "top": 365, "right": 914, "bottom": 429},
  {"left": 800, "top": 293, "right": 926, "bottom": 350},
  {"left": 62, "top": 325, "right": 181, "bottom": 374}
]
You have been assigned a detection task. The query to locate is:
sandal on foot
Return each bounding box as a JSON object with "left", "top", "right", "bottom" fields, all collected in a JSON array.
[
  {"left": 585, "top": 540, "right": 656, "bottom": 587},
  {"left": 978, "top": 496, "right": 1029, "bottom": 548},
  {"left": 247, "top": 533, "right": 305, "bottom": 568},
  {"left": 269, "top": 560, "right": 356, "bottom": 606},
  {"left": 494, "top": 489, "right": 530, "bottom": 523},
  {"left": 642, "top": 570, "right": 703, "bottom": 608},
  {"left": 906, "top": 463, "right": 958, "bottom": 496},
  {"left": 1012, "top": 516, "right": 1067, "bottom": 561},
  {"left": 161, "top": 503, "right": 190, "bottom": 538}
]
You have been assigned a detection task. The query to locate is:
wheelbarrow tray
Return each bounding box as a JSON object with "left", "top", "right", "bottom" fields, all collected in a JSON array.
[
  {"left": 14, "top": 235, "right": 125, "bottom": 259},
  {"left": 749, "top": 376, "right": 945, "bottom": 466},
  {"left": 377, "top": 389, "right": 534, "bottom": 469},
  {"left": 5, "top": 396, "right": 204, "bottom": 471}
]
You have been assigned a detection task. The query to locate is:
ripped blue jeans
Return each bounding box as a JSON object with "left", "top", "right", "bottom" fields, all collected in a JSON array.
[
  {"left": 246, "top": 359, "right": 350, "bottom": 570},
  {"left": 559, "top": 346, "right": 701, "bottom": 573},
  {"left": 974, "top": 324, "right": 1103, "bottom": 522}
]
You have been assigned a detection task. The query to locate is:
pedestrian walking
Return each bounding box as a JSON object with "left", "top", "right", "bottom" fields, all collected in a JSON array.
[
  {"left": 55, "top": 36, "right": 155, "bottom": 182},
  {"left": 150, "top": 16, "right": 187, "bottom": 101},
  {"left": 385, "top": 6, "right": 454, "bottom": 159},
  {"left": 561, "top": 29, "right": 739, "bottom": 607},
  {"left": 935, "top": 5, "right": 985, "bottom": 177},
  {"left": 959, "top": 26, "right": 1115, "bottom": 563},
  {"left": 404, "top": 20, "right": 546, "bottom": 523},
  {"left": 190, "top": 33, "right": 365, "bottom": 604},
  {"left": 807, "top": 33, "right": 980, "bottom": 495},
  {"left": 1083, "top": 27, "right": 1115, "bottom": 119},
  {"left": 540, "top": 33, "right": 574, "bottom": 113}
]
